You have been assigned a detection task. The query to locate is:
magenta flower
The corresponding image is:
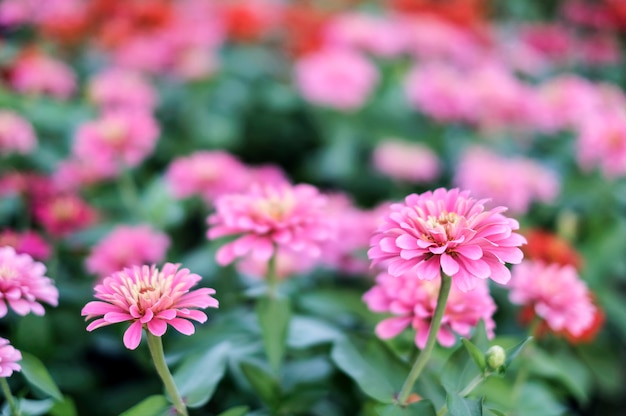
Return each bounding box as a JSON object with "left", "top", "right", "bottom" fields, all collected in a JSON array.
[
  {"left": 369, "top": 188, "right": 526, "bottom": 292},
  {"left": 0, "top": 246, "right": 58, "bottom": 317},
  {"left": 81, "top": 263, "right": 218, "bottom": 350},
  {"left": 363, "top": 271, "right": 496, "bottom": 348},
  {"left": 509, "top": 261, "right": 596, "bottom": 336},
  {"left": 0, "top": 337, "right": 21, "bottom": 377},
  {"left": 86, "top": 225, "right": 171, "bottom": 279},
  {"left": 0, "top": 229, "right": 51, "bottom": 261},
  {"left": 207, "top": 183, "right": 334, "bottom": 266},
  {"left": 0, "top": 111, "right": 37, "bottom": 155},
  {"left": 88, "top": 68, "right": 157, "bottom": 112},
  {"left": 10, "top": 51, "right": 76, "bottom": 99}
]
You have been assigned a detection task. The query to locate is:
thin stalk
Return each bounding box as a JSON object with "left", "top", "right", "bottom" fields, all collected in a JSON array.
[
  {"left": 397, "top": 274, "right": 453, "bottom": 406},
  {"left": 266, "top": 251, "right": 278, "bottom": 299},
  {"left": 0, "top": 377, "right": 19, "bottom": 416},
  {"left": 146, "top": 332, "right": 188, "bottom": 416}
]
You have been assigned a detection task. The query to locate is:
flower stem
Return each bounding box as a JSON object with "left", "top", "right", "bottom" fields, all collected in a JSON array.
[
  {"left": 146, "top": 332, "right": 188, "bottom": 416},
  {"left": 397, "top": 274, "right": 452, "bottom": 406},
  {"left": 0, "top": 377, "right": 19, "bottom": 416},
  {"left": 266, "top": 251, "right": 278, "bottom": 299}
]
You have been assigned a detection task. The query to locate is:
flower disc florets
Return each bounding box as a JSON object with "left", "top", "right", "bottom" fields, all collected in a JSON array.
[{"left": 368, "top": 188, "right": 526, "bottom": 292}]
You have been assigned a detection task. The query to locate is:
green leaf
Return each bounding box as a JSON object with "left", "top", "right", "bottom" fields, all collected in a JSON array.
[
  {"left": 375, "top": 400, "right": 437, "bottom": 416},
  {"left": 119, "top": 395, "right": 170, "bottom": 416},
  {"left": 330, "top": 337, "right": 397, "bottom": 403},
  {"left": 461, "top": 338, "right": 486, "bottom": 373},
  {"left": 20, "top": 352, "right": 63, "bottom": 401},
  {"left": 504, "top": 337, "right": 533, "bottom": 369},
  {"left": 173, "top": 341, "right": 230, "bottom": 408},
  {"left": 287, "top": 316, "right": 344, "bottom": 349},
  {"left": 16, "top": 398, "right": 54, "bottom": 416},
  {"left": 486, "top": 409, "right": 507, "bottom": 416},
  {"left": 240, "top": 361, "right": 280, "bottom": 407},
  {"left": 49, "top": 396, "right": 78, "bottom": 416},
  {"left": 446, "top": 393, "right": 483, "bottom": 416},
  {"left": 441, "top": 345, "right": 481, "bottom": 394},
  {"left": 256, "top": 296, "right": 291, "bottom": 373},
  {"left": 217, "top": 406, "right": 250, "bottom": 416},
  {"left": 139, "top": 177, "right": 184, "bottom": 227}
]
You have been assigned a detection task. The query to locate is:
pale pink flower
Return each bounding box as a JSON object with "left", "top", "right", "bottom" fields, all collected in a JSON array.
[
  {"left": 10, "top": 51, "right": 75, "bottom": 99},
  {"left": 72, "top": 111, "right": 160, "bottom": 174},
  {"left": 0, "top": 0, "right": 30, "bottom": 26},
  {"left": 0, "top": 229, "right": 50, "bottom": 261},
  {"left": 454, "top": 147, "right": 560, "bottom": 214},
  {"left": 372, "top": 139, "right": 440, "bottom": 183},
  {"left": 368, "top": 188, "right": 526, "bottom": 292},
  {"left": 165, "top": 151, "right": 250, "bottom": 203},
  {"left": 112, "top": 34, "right": 174, "bottom": 75},
  {"left": 81, "top": 263, "right": 218, "bottom": 350},
  {"left": 207, "top": 183, "right": 334, "bottom": 266},
  {"left": 0, "top": 246, "right": 58, "bottom": 317},
  {"left": 0, "top": 337, "right": 22, "bottom": 377},
  {"left": 509, "top": 261, "right": 595, "bottom": 336},
  {"left": 88, "top": 68, "right": 157, "bottom": 112},
  {"left": 52, "top": 158, "right": 114, "bottom": 191},
  {"left": 0, "top": 111, "right": 36, "bottom": 155},
  {"left": 243, "top": 164, "right": 289, "bottom": 188},
  {"left": 86, "top": 225, "right": 171, "bottom": 279},
  {"left": 576, "top": 110, "right": 626, "bottom": 178},
  {"left": 294, "top": 48, "right": 379, "bottom": 111},
  {"left": 363, "top": 271, "right": 496, "bottom": 348},
  {"left": 237, "top": 247, "right": 317, "bottom": 280}
]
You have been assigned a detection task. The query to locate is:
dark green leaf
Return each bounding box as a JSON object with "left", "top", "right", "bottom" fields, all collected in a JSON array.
[
  {"left": 49, "top": 396, "right": 78, "bottom": 416},
  {"left": 240, "top": 361, "right": 280, "bottom": 407},
  {"left": 461, "top": 338, "right": 486, "bottom": 373},
  {"left": 119, "top": 395, "right": 170, "bottom": 416},
  {"left": 375, "top": 400, "right": 437, "bottom": 416},
  {"left": 216, "top": 406, "right": 250, "bottom": 416},
  {"left": 173, "top": 341, "right": 230, "bottom": 408},
  {"left": 20, "top": 352, "right": 62, "bottom": 401},
  {"left": 446, "top": 393, "right": 483, "bottom": 416},
  {"left": 441, "top": 345, "right": 481, "bottom": 394},
  {"left": 504, "top": 337, "right": 533, "bottom": 369},
  {"left": 257, "top": 296, "right": 291, "bottom": 373}
]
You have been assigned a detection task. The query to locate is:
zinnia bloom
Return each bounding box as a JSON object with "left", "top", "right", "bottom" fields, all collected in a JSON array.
[
  {"left": 10, "top": 50, "right": 76, "bottom": 99},
  {"left": 0, "top": 111, "right": 37, "bottom": 155},
  {"left": 81, "top": 263, "right": 218, "bottom": 350},
  {"left": 207, "top": 183, "right": 333, "bottom": 266},
  {"left": 0, "top": 337, "right": 22, "bottom": 377},
  {"left": 86, "top": 225, "right": 170, "bottom": 279},
  {"left": 34, "top": 193, "right": 97, "bottom": 237},
  {"left": 0, "top": 229, "right": 51, "bottom": 261},
  {"left": 363, "top": 271, "right": 496, "bottom": 348},
  {"left": 0, "top": 246, "right": 58, "bottom": 317},
  {"left": 372, "top": 139, "right": 440, "bottom": 183},
  {"left": 368, "top": 188, "right": 526, "bottom": 292},
  {"left": 87, "top": 68, "right": 157, "bottom": 111},
  {"left": 509, "top": 260, "right": 595, "bottom": 336}
]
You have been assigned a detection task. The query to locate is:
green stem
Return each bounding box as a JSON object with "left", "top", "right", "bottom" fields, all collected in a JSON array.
[
  {"left": 146, "top": 332, "right": 188, "bottom": 416},
  {"left": 266, "top": 251, "right": 278, "bottom": 299},
  {"left": 397, "top": 274, "right": 453, "bottom": 406},
  {"left": 0, "top": 377, "right": 19, "bottom": 416}
]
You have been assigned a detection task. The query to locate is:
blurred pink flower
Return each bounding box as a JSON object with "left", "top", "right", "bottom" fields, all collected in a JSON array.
[
  {"left": 208, "top": 183, "right": 334, "bottom": 266},
  {"left": 82, "top": 263, "right": 218, "bottom": 350},
  {"left": 237, "top": 246, "right": 318, "bottom": 280},
  {"left": 0, "top": 0, "right": 30, "bottom": 26},
  {"left": 112, "top": 34, "right": 174, "bottom": 75},
  {"left": 10, "top": 51, "right": 76, "bottom": 99},
  {"left": 454, "top": 147, "right": 560, "bottom": 214},
  {"left": 295, "top": 48, "right": 379, "bottom": 111},
  {"left": 88, "top": 68, "right": 157, "bottom": 111},
  {"left": 52, "top": 158, "right": 114, "bottom": 191},
  {"left": 0, "top": 246, "right": 58, "bottom": 317},
  {"left": 576, "top": 110, "right": 626, "bottom": 178},
  {"left": 34, "top": 193, "right": 97, "bottom": 237},
  {"left": 368, "top": 188, "right": 526, "bottom": 292},
  {"left": 509, "top": 261, "right": 595, "bottom": 336},
  {"left": 0, "top": 111, "right": 37, "bottom": 155},
  {"left": 363, "top": 271, "right": 496, "bottom": 348},
  {"left": 372, "top": 139, "right": 440, "bottom": 183},
  {"left": 519, "top": 23, "right": 573, "bottom": 62},
  {"left": 86, "top": 225, "right": 171, "bottom": 279},
  {"left": 0, "top": 337, "right": 22, "bottom": 378},
  {"left": 0, "top": 229, "right": 50, "bottom": 261},
  {"left": 165, "top": 151, "right": 250, "bottom": 203},
  {"left": 72, "top": 111, "right": 160, "bottom": 174},
  {"left": 323, "top": 12, "right": 408, "bottom": 57}
]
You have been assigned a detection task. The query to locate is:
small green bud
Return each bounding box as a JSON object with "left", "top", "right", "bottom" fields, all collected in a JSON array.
[{"left": 485, "top": 345, "right": 506, "bottom": 371}]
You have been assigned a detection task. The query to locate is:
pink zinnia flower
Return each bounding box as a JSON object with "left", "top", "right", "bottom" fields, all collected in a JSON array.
[
  {"left": 34, "top": 193, "right": 97, "bottom": 237},
  {"left": 207, "top": 183, "right": 334, "bottom": 266},
  {"left": 165, "top": 151, "right": 250, "bottom": 203},
  {"left": 237, "top": 247, "right": 318, "bottom": 280},
  {"left": 363, "top": 271, "right": 496, "bottom": 348},
  {"left": 0, "top": 229, "right": 50, "bottom": 261},
  {"left": 0, "top": 111, "right": 37, "bottom": 155},
  {"left": 72, "top": 111, "right": 160, "bottom": 175},
  {"left": 576, "top": 110, "right": 626, "bottom": 178},
  {"left": 294, "top": 48, "right": 379, "bottom": 111},
  {"left": 0, "top": 246, "right": 58, "bottom": 317},
  {"left": 509, "top": 261, "right": 595, "bottom": 336},
  {"left": 368, "top": 188, "right": 526, "bottom": 292},
  {"left": 0, "top": 338, "right": 21, "bottom": 378},
  {"left": 88, "top": 68, "right": 157, "bottom": 112},
  {"left": 10, "top": 51, "right": 75, "bottom": 99},
  {"left": 81, "top": 263, "right": 218, "bottom": 350},
  {"left": 372, "top": 139, "right": 440, "bottom": 183},
  {"left": 86, "top": 225, "right": 171, "bottom": 279}
]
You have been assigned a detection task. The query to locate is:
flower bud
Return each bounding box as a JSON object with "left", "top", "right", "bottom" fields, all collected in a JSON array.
[{"left": 485, "top": 345, "right": 506, "bottom": 371}]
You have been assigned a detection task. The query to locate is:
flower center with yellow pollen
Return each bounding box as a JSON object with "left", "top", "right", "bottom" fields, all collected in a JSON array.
[
  {"left": 0, "top": 265, "right": 17, "bottom": 280},
  {"left": 255, "top": 192, "right": 295, "bottom": 222},
  {"left": 423, "top": 211, "right": 461, "bottom": 245},
  {"left": 99, "top": 118, "right": 128, "bottom": 148}
]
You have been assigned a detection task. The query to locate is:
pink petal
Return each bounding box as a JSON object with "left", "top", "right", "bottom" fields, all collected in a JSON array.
[
  {"left": 440, "top": 253, "right": 459, "bottom": 276},
  {"left": 147, "top": 319, "right": 167, "bottom": 337},
  {"left": 375, "top": 317, "right": 412, "bottom": 339},
  {"left": 123, "top": 321, "right": 144, "bottom": 350},
  {"left": 168, "top": 318, "right": 196, "bottom": 335}
]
